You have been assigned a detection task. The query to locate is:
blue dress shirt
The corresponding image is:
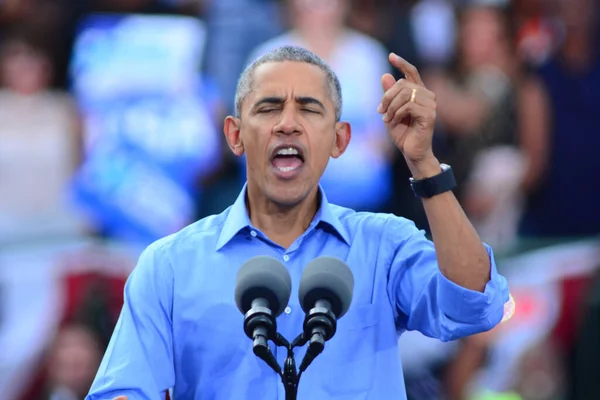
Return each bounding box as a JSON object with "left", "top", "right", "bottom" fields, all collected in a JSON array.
[{"left": 87, "top": 184, "right": 509, "bottom": 400}]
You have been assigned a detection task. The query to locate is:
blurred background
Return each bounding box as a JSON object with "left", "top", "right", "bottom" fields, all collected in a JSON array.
[{"left": 0, "top": 0, "right": 599, "bottom": 399}]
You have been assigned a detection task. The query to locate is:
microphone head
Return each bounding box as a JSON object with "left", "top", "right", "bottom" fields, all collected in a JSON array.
[
  {"left": 235, "top": 256, "right": 292, "bottom": 318},
  {"left": 298, "top": 257, "right": 354, "bottom": 318}
]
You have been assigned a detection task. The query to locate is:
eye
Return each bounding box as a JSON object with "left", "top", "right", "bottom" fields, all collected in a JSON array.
[
  {"left": 257, "top": 108, "right": 278, "bottom": 114},
  {"left": 301, "top": 108, "right": 319, "bottom": 114}
]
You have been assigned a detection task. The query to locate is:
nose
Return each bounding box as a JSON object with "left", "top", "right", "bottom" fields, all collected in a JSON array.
[{"left": 273, "top": 107, "right": 301, "bottom": 136}]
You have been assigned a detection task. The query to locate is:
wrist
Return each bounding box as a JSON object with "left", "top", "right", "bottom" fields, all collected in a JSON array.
[{"left": 406, "top": 153, "right": 441, "bottom": 179}]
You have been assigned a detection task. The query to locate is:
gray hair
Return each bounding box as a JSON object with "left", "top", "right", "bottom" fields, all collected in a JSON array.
[{"left": 234, "top": 45, "right": 343, "bottom": 121}]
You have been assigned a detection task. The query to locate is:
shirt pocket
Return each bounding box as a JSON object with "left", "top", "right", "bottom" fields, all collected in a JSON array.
[{"left": 320, "top": 303, "right": 379, "bottom": 396}]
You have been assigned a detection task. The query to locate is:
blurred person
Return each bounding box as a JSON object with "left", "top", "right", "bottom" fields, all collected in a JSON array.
[
  {"left": 425, "top": 4, "right": 548, "bottom": 251},
  {"left": 341, "top": 0, "right": 456, "bottom": 233},
  {"left": 451, "top": 332, "right": 565, "bottom": 400},
  {"left": 45, "top": 323, "right": 104, "bottom": 400},
  {"left": 201, "top": 0, "right": 284, "bottom": 115},
  {"left": 445, "top": 330, "right": 498, "bottom": 400},
  {"left": 0, "top": 1, "right": 67, "bottom": 62},
  {"left": 85, "top": 45, "right": 509, "bottom": 399},
  {"left": 386, "top": 0, "right": 458, "bottom": 234},
  {"left": 518, "top": 0, "right": 600, "bottom": 239},
  {"left": 0, "top": 0, "right": 32, "bottom": 26},
  {"left": 407, "top": 0, "right": 456, "bottom": 68},
  {"left": 0, "top": 0, "right": 63, "bottom": 33},
  {"left": 245, "top": 0, "right": 396, "bottom": 212},
  {"left": 512, "top": 339, "right": 566, "bottom": 400},
  {"left": 511, "top": 0, "right": 562, "bottom": 67},
  {"left": 346, "top": 0, "right": 455, "bottom": 72},
  {"left": 12, "top": 254, "right": 132, "bottom": 400},
  {"left": 0, "top": 29, "right": 90, "bottom": 243}
]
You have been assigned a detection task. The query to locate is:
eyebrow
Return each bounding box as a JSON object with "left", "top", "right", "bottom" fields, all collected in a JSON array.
[{"left": 252, "top": 96, "right": 326, "bottom": 111}]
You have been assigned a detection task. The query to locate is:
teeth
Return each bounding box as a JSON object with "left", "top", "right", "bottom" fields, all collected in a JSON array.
[
  {"left": 276, "top": 147, "right": 299, "bottom": 156},
  {"left": 277, "top": 166, "right": 298, "bottom": 172}
]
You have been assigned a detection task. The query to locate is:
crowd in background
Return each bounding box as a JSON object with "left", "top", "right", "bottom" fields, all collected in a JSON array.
[{"left": 0, "top": 0, "right": 599, "bottom": 399}]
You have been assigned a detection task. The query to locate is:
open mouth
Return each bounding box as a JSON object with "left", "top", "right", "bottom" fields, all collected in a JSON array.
[{"left": 271, "top": 146, "right": 305, "bottom": 173}]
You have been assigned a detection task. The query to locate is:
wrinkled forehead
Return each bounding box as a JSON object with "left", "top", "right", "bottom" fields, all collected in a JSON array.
[{"left": 249, "top": 61, "right": 332, "bottom": 105}]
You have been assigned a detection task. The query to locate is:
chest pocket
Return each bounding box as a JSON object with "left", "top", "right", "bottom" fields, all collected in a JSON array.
[{"left": 319, "top": 303, "right": 379, "bottom": 396}]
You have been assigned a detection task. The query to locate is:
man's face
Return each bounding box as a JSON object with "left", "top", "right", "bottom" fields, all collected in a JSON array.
[{"left": 224, "top": 61, "right": 350, "bottom": 207}]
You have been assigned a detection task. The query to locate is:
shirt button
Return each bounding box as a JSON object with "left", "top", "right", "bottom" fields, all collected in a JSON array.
[
  {"left": 250, "top": 230, "right": 257, "bottom": 237},
  {"left": 285, "top": 306, "right": 292, "bottom": 314},
  {"left": 283, "top": 255, "right": 290, "bottom": 262}
]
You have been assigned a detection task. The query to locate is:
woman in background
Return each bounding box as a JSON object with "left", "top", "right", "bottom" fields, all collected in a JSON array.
[
  {"left": 426, "top": 4, "right": 548, "bottom": 252},
  {"left": 0, "top": 27, "right": 89, "bottom": 244}
]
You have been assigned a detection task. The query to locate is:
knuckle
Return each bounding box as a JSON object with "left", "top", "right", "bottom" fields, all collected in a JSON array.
[
  {"left": 383, "top": 91, "right": 395, "bottom": 105},
  {"left": 392, "top": 110, "right": 403, "bottom": 123},
  {"left": 400, "top": 85, "right": 411, "bottom": 97}
]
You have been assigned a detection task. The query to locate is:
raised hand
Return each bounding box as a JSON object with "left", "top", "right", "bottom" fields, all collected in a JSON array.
[{"left": 378, "top": 53, "right": 439, "bottom": 176}]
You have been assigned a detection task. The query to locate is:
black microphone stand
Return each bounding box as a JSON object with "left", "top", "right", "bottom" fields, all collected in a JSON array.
[
  {"left": 248, "top": 312, "right": 334, "bottom": 399},
  {"left": 257, "top": 332, "right": 313, "bottom": 400},
  {"left": 277, "top": 333, "right": 305, "bottom": 400}
]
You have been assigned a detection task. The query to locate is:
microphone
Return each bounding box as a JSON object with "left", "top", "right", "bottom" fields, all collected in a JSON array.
[
  {"left": 235, "top": 256, "right": 292, "bottom": 375},
  {"left": 297, "top": 257, "right": 354, "bottom": 373}
]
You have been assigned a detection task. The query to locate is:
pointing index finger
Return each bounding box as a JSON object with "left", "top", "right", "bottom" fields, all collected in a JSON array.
[{"left": 389, "top": 53, "right": 424, "bottom": 87}]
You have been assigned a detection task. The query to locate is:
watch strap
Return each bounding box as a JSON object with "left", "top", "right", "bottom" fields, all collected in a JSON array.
[{"left": 409, "top": 163, "right": 457, "bottom": 198}]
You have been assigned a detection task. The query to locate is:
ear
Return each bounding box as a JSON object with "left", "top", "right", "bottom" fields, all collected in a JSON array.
[
  {"left": 223, "top": 116, "right": 245, "bottom": 156},
  {"left": 331, "top": 121, "right": 351, "bottom": 159}
]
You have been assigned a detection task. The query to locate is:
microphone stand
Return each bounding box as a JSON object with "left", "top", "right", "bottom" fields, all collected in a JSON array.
[
  {"left": 252, "top": 327, "right": 328, "bottom": 399},
  {"left": 283, "top": 347, "right": 298, "bottom": 400},
  {"left": 260, "top": 333, "right": 311, "bottom": 400}
]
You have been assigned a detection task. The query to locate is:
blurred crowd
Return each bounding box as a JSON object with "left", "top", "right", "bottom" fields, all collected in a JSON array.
[{"left": 0, "top": 0, "right": 599, "bottom": 399}]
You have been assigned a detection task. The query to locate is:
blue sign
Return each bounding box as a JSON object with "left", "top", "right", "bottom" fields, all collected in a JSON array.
[{"left": 69, "top": 14, "right": 221, "bottom": 244}]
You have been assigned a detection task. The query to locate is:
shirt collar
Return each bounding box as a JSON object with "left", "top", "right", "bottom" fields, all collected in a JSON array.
[{"left": 216, "top": 183, "right": 350, "bottom": 250}]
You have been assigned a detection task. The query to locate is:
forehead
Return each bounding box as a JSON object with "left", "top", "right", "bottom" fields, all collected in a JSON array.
[
  {"left": 249, "top": 61, "right": 331, "bottom": 102},
  {"left": 463, "top": 8, "right": 499, "bottom": 25}
]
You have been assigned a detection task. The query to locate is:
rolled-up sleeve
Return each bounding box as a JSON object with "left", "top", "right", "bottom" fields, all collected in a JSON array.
[
  {"left": 385, "top": 217, "right": 510, "bottom": 342},
  {"left": 86, "top": 241, "right": 175, "bottom": 400}
]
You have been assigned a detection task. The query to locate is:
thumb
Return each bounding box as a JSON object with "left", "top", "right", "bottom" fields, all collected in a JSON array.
[
  {"left": 113, "top": 397, "right": 128, "bottom": 400},
  {"left": 381, "top": 73, "right": 396, "bottom": 93}
]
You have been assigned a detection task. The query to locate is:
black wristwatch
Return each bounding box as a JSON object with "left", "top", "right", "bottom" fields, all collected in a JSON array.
[{"left": 409, "top": 163, "right": 457, "bottom": 198}]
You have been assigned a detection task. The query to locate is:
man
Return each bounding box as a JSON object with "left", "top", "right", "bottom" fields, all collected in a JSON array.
[
  {"left": 87, "top": 46, "right": 509, "bottom": 399},
  {"left": 244, "top": 0, "right": 395, "bottom": 213}
]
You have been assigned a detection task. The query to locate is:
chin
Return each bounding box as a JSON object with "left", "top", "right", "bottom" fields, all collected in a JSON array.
[{"left": 266, "top": 183, "right": 314, "bottom": 207}]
